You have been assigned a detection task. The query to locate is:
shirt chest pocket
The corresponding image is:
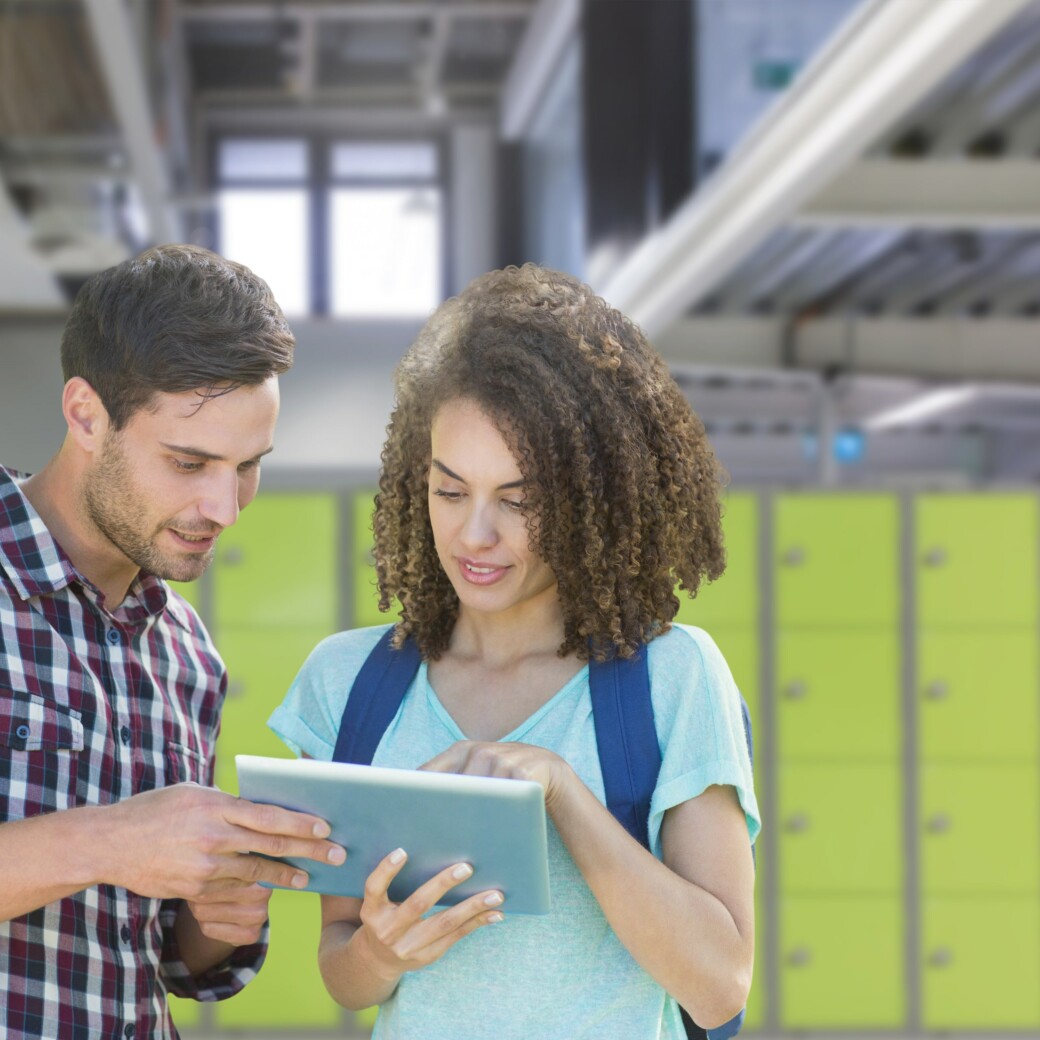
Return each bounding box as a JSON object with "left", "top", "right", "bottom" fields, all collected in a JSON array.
[
  {"left": 0, "top": 691, "right": 85, "bottom": 817},
  {"left": 1, "top": 691, "right": 85, "bottom": 753},
  {"left": 164, "top": 740, "right": 209, "bottom": 785}
]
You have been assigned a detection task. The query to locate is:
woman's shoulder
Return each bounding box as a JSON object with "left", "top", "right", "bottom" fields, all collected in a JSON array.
[
  {"left": 300, "top": 623, "right": 397, "bottom": 681},
  {"left": 647, "top": 622, "right": 727, "bottom": 678}
]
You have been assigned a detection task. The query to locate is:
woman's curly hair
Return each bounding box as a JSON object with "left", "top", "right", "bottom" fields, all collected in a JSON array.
[{"left": 373, "top": 263, "right": 727, "bottom": 661}]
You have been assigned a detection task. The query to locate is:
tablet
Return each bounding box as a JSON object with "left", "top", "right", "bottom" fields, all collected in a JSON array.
[{"left": 236, "top": 755, "right": 551, "bottom": 914}]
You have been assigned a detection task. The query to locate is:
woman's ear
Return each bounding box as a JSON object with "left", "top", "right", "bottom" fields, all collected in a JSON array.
[{"left": 62, "top": 377, "right": 110, "bottom": 453}]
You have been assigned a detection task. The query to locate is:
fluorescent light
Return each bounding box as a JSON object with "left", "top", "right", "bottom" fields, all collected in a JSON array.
[{"left": 864, "top": 386, "right": 977, "bottom": 431}]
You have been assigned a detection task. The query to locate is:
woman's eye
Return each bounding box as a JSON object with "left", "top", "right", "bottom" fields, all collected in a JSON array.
[
  {"left": 504, "top": 499, "right": 527, "bottom": 513},
  {"left": 433, "top": 489, "right": 462, "bottom": 501}
]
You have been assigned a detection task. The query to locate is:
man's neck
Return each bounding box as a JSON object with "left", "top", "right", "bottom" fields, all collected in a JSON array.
[{"left": 21, "top": 453, "right": 138, "bottom": 607}]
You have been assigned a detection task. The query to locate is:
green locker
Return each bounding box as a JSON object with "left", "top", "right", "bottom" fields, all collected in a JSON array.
[
  {"left": 774, "top": 631, "right": 900, "bottom": 761},
  {"left": 700, "top": 628, "right": 759, "bottom": 751},
  {"left": 213, "top": 890, "right": 342, "bottom": 1028},
  {"left": 774, "top": 494, "right": 900, "bottom": 627},
  {"left": 917, "top": 630, "right": 1038, "bottom": 761},
  {"left": 352, "top": 488, "right": 386, "bottom": 628},
  {"left": 166, "top": 994, "right": 201, "bottom": 1031},
  {"left": 778, "top": 763, "right": 902, "bottom": 895},
  {"left": 915, "top": 494, "right": 1038, "bottom": 628},
  {"left": 675, "top": 492, "right": 758, "bottom": 629},
  {"left": 167, "top": 577, "right": 203, "bottom": 612},
  {"left": 779, "top": 896, "right": 905, "bottom": 1027},
  {"left": 214, "top": 628, "right": 329, "bottom": 793},
  {"left": 744, "top": 848, "right": 765, "bottom": 1031},
  {"left": 919, "top": 762, "right": 1039, "bottom": 895},
  {"left": 213, "top": 492, "right": 339, "bottom": 630},
  {"left": 921, "top": 896, "right": 1040, "bottom": 1029}
]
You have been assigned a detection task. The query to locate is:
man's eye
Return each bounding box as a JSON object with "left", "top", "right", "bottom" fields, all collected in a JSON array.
[{"left": 172, "top": 459, "right": 203, "bottom": 473}]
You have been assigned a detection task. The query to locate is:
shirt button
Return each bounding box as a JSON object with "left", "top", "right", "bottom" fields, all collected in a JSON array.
[
  {"left": 106, "top": 628, "right": 121, "bottom": 646},
  {"left": 124, "top": 1026, "right": 136, "bottom": 1038},
  {"left": 120, "top": 924, "right": 131, "bottom": 943},
  {"left": 120, "top": 726, "right": 132, "bottom": 745},
  {"left": 15, "top": 723, "right": 31, "bottom": 741}
]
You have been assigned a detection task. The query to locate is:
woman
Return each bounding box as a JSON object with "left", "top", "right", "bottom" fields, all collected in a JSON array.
[{"left": 270, "top": 264, "right": 759, "bottom": 1039}]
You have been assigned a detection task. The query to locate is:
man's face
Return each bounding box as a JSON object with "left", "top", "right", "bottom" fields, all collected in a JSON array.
[{"left": 83, "top": 378, "right": 279, "bottom": 583}]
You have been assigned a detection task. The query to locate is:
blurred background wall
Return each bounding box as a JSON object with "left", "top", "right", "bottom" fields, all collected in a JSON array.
[{"left": 2, "top": 0, "right": 1040, "bottom": 1036}]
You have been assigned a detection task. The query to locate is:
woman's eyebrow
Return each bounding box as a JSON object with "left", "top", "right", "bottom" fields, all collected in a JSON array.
[{"left": 430, "top": 458, "right": 526, "bottom": 490}]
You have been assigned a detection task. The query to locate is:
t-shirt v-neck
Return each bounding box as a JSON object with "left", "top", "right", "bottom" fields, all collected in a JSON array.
[{"left": 419, "top": 660, "right": 591, "bottom": 743}]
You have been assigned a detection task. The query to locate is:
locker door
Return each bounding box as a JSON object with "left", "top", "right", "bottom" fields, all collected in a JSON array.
[
  {"left": 775, "top": 630, "right": 900, "bottom": 760},
  {"left": 774, "top": 494, "right": 899, "bottom": 628},
  {"left": 779, "top": 896, "right": 905, "bottom": 1028},
  {"left": 922, "top": 897, "right": 1040, "bottom": 1029},
  {"left": 916, "top": 630, "right": 1038, "bottom": 761},
  {"left": 214, "top": 492, "right": 339, "bottom": 630},
  {"left": 915, "top": 494, "right": 1038, "bottom": 628}
]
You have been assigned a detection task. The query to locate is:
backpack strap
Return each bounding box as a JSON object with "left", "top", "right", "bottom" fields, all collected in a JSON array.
[
  {"left": 332, "top": 627, "right": 421, "bottom": 765},
  {"left": 587, "top": 644, "right": 662, "bottom": 850}
]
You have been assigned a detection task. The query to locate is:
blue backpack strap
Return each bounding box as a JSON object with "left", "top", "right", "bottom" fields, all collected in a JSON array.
[
  {"left": 587, "top": 644, "right": 662, "bottom": 850},
  {"left": 332, "top": 628, "right": 422, "bottom": 765}
]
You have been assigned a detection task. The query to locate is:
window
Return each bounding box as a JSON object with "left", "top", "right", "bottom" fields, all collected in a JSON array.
[
  {"left": 216, "top": 139, "right": 310, "bottom": 316},
  {"left": 215, "top": 136, "right": 443, "bottom": 317}
]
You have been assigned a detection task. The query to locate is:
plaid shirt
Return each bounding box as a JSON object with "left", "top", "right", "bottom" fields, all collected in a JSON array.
[{"left": 0, "top": 465, "right": 267, "bottom": 1039}]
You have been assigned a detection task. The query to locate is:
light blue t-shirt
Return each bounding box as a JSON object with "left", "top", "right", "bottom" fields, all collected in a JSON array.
[{"left": 269, "top": 623, "right": 759, "bottom": 1040}]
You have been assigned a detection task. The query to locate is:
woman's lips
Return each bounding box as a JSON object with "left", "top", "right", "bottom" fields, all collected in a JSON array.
[{"left": 457, "top": 558, "right": 509, "bottom": 586}]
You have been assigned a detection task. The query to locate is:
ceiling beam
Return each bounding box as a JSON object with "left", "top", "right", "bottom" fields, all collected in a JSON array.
[
  {"left": 176, "top": 3, "right": 532, "bottom": 22},
  {"left": 83, "top": 0, "right": 179, "bottom": 245},
  {"left": 599, "top": 0, "right": 1036, "bottom": 339},
  {"left": 499, "top": 0, "right": 579, "bottom": 140},
  {"left": 655, "top": 315, "right": 1040, "bottom": 383},
  {"left": 795, "top": 159, "right": 1040, "bottom": 229}
]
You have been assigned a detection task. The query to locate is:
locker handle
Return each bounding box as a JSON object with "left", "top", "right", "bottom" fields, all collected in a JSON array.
[
  {"left": 784, "top": 813, "right": 810, "bottom": 833},
  {"left": 781, "top": 546, "right": 806, "bottom": 566},
  {"left": 925, "top": 813, "right": 952, "bottom": 834},
  {"left": 786, "top": 947, "right": 812, "bottom": 967},
  {"left": 924, "top": 680, "right": 949, "bottom": 700},
  {"left": 783, "top": 679, "right": 808, "bottom": 700},
  {"left": 928, "top": 947, "right": 954, "bottom": 968},
  {"left": 921, "top": 547, "right": 947, "bottom": 567},
  {"left": 221, "top": 546, "right": 245, "bottom": 566}
]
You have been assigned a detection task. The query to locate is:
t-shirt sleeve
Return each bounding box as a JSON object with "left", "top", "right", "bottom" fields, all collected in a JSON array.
[
  {"left": 646, "top": 625, "right": 761, "bottom": 858},
  {"left": 268, "top": 625, "right": 392, "bottom": 761}
]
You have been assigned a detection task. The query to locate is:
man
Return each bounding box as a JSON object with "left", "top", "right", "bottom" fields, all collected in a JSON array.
[{"left": 0, "top": 244, "right": 345, "bottom": 1039}]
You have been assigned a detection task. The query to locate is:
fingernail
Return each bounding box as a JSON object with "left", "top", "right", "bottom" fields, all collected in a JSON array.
[
  {"left": 483, "top": 891, "right": 503, "bottom": 906},
  {"left": 291, "top": 872, "right": 308, "bottom": 889},
  {"left": 452, "top": 863, "right": 473, "bottom": 880},
  {"left": 313, "top": 821, "right": 332, "bottom": 839},
  {"left": 327, "top": 846, "right": 346, "bottom": 865},
  {"left": 389, "top": 848, "right": 406, "bottom": 865},
  {"left": 487, "top": 912, "right": 504, "bottom": 924}
]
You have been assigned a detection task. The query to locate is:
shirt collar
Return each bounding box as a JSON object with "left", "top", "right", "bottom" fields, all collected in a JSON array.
[{"left": 0, "top": 465, "right": 190, "bottom": 630}]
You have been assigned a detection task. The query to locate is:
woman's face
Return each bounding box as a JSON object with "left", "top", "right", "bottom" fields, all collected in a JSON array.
[{"left": 428, "top": 398, "right": 559, "bottom": 622}]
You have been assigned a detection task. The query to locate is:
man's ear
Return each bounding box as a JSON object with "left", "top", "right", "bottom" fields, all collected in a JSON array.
[{"left": 62, "top": 377, "right": 110, "bottom": 453}]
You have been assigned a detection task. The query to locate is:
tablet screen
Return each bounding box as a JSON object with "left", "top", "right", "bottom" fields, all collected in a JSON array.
[{"left": 236, "top": 755, "right": 552, "bottom": 914}]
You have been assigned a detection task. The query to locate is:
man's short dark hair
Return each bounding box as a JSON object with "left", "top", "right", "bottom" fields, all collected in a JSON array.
[{"left": 61, "top": 244, "right": 296, "bottom": 429}]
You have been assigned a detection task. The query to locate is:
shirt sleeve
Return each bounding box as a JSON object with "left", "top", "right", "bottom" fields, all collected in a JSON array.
[
  {"left": 646, "top": 625, "right": 761, "bottom": 858},
  {"left": 157, "top": 900, "right": 269, "bottom": 1001},
  {"left": 268, "top": 625, "right": 392, "bottom": 761}
]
